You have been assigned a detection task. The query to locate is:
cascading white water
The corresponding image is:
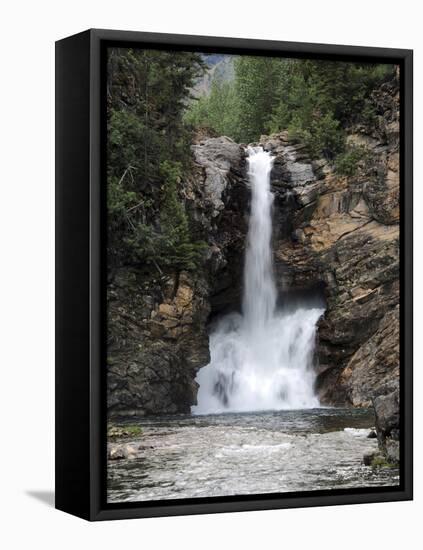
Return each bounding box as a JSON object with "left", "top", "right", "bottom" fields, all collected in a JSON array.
[
  {"left": 243, "top": 147, "right": 277, "bottom": 329},
  {"left": 192, "top": 147, "right": 324, "bottom": 414}
]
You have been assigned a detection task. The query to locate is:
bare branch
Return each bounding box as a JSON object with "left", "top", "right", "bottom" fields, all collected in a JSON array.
[
  {"left": 118, "top": 165, "right": 136, "bottom": 187},
  {"left": 126, "top": 201, "right": 145, "bottom": 214}
]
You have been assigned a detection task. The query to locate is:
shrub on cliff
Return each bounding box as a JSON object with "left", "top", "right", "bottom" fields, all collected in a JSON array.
[
  {"left": 287, "top": 111, "right": 345, "bottom": 159},
  {"left": 335, "top": 145, "right": 372, "bottom": 176}
]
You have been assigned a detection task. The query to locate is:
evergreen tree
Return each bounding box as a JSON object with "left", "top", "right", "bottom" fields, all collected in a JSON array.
[
  {"left": 107, "top": 47, "right": 206, "bottom": 270},
  {"left": 233, "top": 56, "right": 280, "bottom": 142},
  {"left": 158, "top": 161, "right": 207, "bottom": 270},
  {"left": 185, "top": 55, "right": 395, "bottom": 162},
  {"left": 184, "top": 77, "right": 240, "bottom": 138}
]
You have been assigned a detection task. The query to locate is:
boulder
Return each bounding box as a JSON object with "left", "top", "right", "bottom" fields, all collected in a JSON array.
[
  {"left": 374, "top": 388, "right": 400, "bottom": 464},
  {"left": 108, "top": 443, "right": 138, "bottom": 461}
]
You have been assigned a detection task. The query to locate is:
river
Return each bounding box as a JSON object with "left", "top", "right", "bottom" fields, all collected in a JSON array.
[{"left": 107, "top": 408, "right": 399, "bottom": 503}]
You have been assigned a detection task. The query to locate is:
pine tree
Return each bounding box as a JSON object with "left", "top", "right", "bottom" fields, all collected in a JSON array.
[{"left": 107, "top": 48, "right": 206, "bottom": 269}]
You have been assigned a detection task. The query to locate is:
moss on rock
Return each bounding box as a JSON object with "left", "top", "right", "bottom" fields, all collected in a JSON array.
[{"left": 107, "top": 424, "right": 143, "bottom": 440}]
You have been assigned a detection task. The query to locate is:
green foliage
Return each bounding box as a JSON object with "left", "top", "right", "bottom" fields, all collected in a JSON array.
[
  {"left": 288, "top": 112, "right": 345, "bottom": 159},
  {"left": 157, "top": 161, "right": 207, "bottom": 270},
  {"left": 232, "top": 57, "right": 280, "bottom": 142},
  {"left": 370, "top": 455, "right": 397, "bottom": 469},
  {"left": 108, "top": 424, "right": 143, "bottom": 440},
  {"left": 184, "top": 78, "right": 240, "bottom": 138},
  {"left": 113, "top": 161, "right": 206, "bottom": 271},
  {"left": 107, "top": 48, "right": 207, "bottom": 271},
  {"left": 108, "top": 173, "right": 137, "bottom": 224},
  {"left": 185, "top": 56, "right": 396, "bottom": 159},
  {"left": 335, "top": 145, "right": 372, "bottom": 176},
  {"left": 185, "top": 56, "right": 281, "bottom": 143},
  {"left": 270, "top": 59, "right": 394, "bottom": 159}
]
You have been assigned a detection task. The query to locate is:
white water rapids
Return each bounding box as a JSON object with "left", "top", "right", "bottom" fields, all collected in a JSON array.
[{"left": 192, "top": 147, "right": 325, "bottom": 414}]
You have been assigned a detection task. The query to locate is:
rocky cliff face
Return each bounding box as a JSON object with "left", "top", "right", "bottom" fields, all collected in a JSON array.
[
  {"left": 260, "top": 96, "right": 399, "bottom": 408},
  {"left": 108, "top": 81, "right": 400, "bottom": 462},
  {"left": 107, "top": 136, "right": 246, "bottom": 417},
  {"left": 257, "top": 78, "right": 400, "bottom": 461},
  {"left": 107, "top": 269, "right": 210, "bottom": 415}
]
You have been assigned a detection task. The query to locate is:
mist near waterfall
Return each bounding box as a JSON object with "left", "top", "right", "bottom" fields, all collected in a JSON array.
[{"left": 192, "top": 147, "right": 325, "bottom": 414}]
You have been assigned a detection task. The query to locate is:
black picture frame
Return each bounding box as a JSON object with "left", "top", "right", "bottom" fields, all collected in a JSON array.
[{"left": 55, "top": 28, "right": 413, "bottom": 521}]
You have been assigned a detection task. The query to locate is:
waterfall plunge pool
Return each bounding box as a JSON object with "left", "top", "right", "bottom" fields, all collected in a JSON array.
[{"left": 107, "top": 408, "right": 399, "bottom": 503}]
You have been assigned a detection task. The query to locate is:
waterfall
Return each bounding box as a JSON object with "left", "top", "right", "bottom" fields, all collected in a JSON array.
[
  {"left": 243, "top": 147, "right": 277, "bottom": 330},
  {"left": 192, "top": 147, "right": 324, "bottom": 414}
]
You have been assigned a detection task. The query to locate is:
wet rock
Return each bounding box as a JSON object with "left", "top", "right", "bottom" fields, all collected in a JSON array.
[
  {"left": 138, "top": 444, "right": 154, "bottom": 450},
  {"left": 374, "top": 389, "right": 399, "bottom": 434},
  {"left": 374, "top": 390, "right": 399, "bottom": 436},
  {"left": 385, "top": 438, "right": 400, "bottom": 464},
  {"left": 363, "top": 452, "right": 377, "bottom": 466},
  {"left": 108, "top": 443, "right": 138, "bottom": 461},
  {"left": 372, "top": 387, "right": 400, "bottom": 464}
]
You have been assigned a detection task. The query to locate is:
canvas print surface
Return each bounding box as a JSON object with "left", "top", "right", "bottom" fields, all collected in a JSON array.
[{"left": 106, "top": 48, "right": 400, "bottom": 503}]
